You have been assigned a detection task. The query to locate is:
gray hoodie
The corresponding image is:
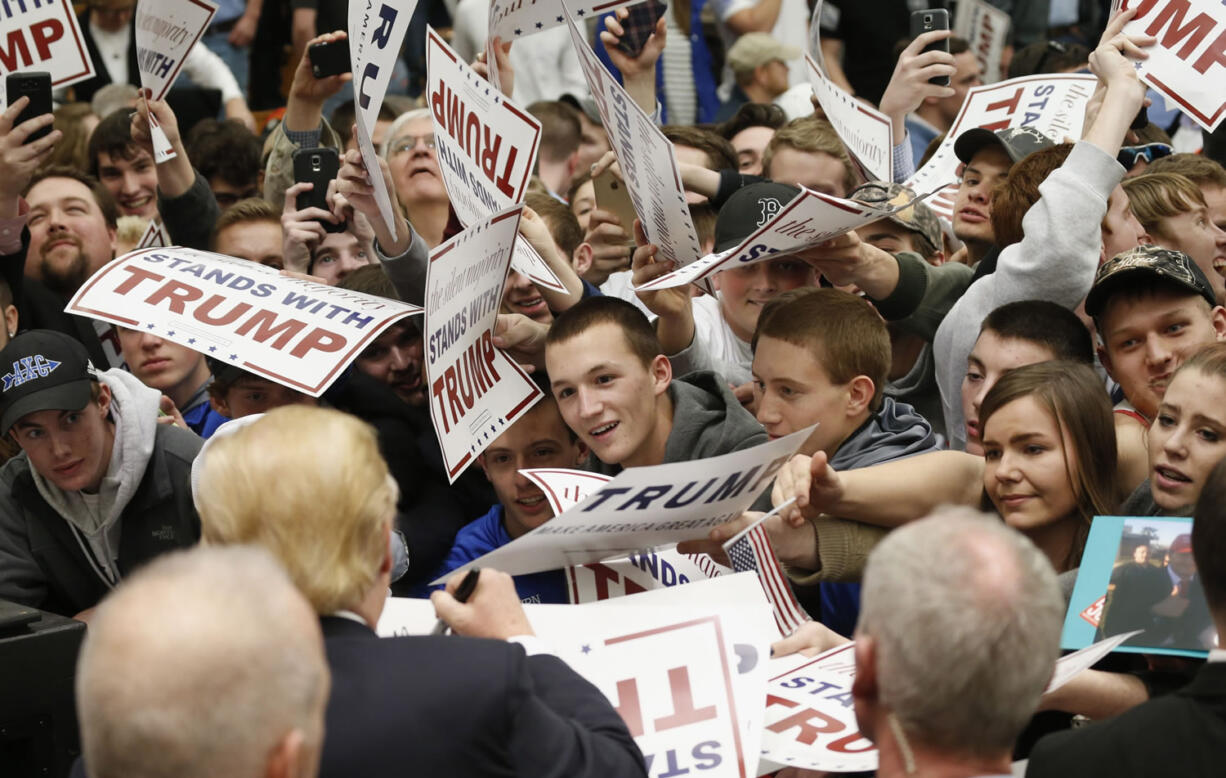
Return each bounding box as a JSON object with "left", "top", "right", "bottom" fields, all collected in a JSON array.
[{"left": 31, "top": 369, "right": 162, "bottom": 585}]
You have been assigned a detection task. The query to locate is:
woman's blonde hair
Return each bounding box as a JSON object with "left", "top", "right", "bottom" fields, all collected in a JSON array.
[{"left": 197, "top": 406, "right": 398, "bottom": 614}]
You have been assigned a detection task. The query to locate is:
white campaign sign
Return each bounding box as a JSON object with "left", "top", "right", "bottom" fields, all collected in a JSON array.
[
  {"left": 634, "top": 188, "right": 911, "bottom": 291},
  {"left": 564, "top": 1, "right": 705, "bottom": 269},
  {"left": 0, "top": 0, "right": 95, "bottom": 104},
  {"left": 136, "top": 220, "right": 170, "bottom": 249},
  {"left": 66, "top": 247, "right": 422, "bottom": 396},
  {"left": 432, "top": 425, "right": 814, "bottom": 582},
  {"left": 380, "top": 573, "right": 775, "bottom": 778},
  {"left": 1121, "top": 0, "right": 1226, "bottom": 131},
  {"left": 761, "top": 642, "right": 877, "bottom": 773},
  {"left": 134, "top": 0, "right": 216, "bottom": 162},
  {"left": 348, "top": 0, "right": 417, "bottom": 243},
  {"left": 425, "top": 27, "right": 564, "bottom": 293},
  {"left": 424, "top": 206, "right": 543, "bottom": 482},
  {"left": 805, "top": 54, "right": 892, "bottom": 182},
  {"left": 954, "top": 0, "right": 1011, "bottom": 84},
  {"left": 522, "top": 467, "right": 613, "bottom": 513},
  {"left": 903, "top": 74, "right": 1097, "bottom": 221},
  {"left": 1046, "top": 629, "right": 1144, "bottom": 693},
  {"left": 489, "top": 0, "right": 636, "bottom": 44}
]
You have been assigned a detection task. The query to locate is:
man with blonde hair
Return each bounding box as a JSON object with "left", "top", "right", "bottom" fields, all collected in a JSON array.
[
  {"left": 195, "top": 405, "right": 646, "bottom": 778},
  {"left": 761, "top": 116, "right": 859, "bottom": 197},
  {"left": 75, "top": 544, "right": 330, "bottom": 778},
  {"left": 1122, "top": 172, "right": 1226, "bottom": 304}
]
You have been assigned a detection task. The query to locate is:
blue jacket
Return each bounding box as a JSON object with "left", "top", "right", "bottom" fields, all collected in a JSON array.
[{"left": 431, "top": 505, "right": 570, "bottom": 604}]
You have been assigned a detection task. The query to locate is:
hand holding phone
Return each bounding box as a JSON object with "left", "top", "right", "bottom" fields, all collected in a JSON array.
[
  {"left": 6, "top": 72, "right": 53, "bottom": 143},
  {"left": 292, "top": 147, "right": 345, "bottom": 233},
  {"left": 910, "top": 9, "right": 952, "bottom": 86},
  {"left": 612, "top": 0, "right": 667, "bottom": 59},
  {"left": 308, "top": 39, "right": 352, "bottom": 79}
]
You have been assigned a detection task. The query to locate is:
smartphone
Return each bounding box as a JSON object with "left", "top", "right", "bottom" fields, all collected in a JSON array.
[
  {"left": 615, "top": 0, "right": 668, "bottom": 58},
  {"left": 592, "top": 170, "right": 639, "bottom": 242},
  {"left": 308, "top": 39, "right": 352, "bottom": 79},
  {"left": 6, "top": 72, "right": 53, "bottom": 143},
  {"left": 910, "top": 9, "right": 951, "bottom": 86},
  {"left": 292, "top": 147, "right": 345, "bottom": 233}
]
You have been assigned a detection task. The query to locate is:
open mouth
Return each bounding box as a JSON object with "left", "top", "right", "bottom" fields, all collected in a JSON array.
[
  {"left": 965, "top": 419, "right": 980, "bottom": 440},
  {"left": 1154, "top": 464, "right": 1192, "bottom": 485},
  {"left": 516, "top": 494, "right": 548, "bottom": 512},
  {"left": 120, "top": 194, "right": 154, "bottom": 212},
  {"left": 589, "top": 421, "right": 619, "bottom": 440},
  {"left": 512, "top": 295, "right": 547, "bottom": 314}
]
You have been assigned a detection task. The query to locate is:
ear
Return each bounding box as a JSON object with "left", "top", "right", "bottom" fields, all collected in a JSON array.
[
  {"left": 955, "top": 162, "right": 967, "bottom": 178},
  {"left": 380, "top": 521, "right": 394, "bottom": 576},
  {"left": 107, "top": 225, "right": 117, "bottom": 255},
  {"left": 1098, "top": 343, "right": 1116, "bottom": 381},
  {"left": 573, "top": 242, "right": 594, "bottom": 277},
  {"left": 851, "top": 634, "right": 878, "bottom": 702},
  {"left": 845, "top": 375, "right": 875, "bottom": 417},
  {"left": 650, "top": 353, "right": 672, "bottom": 396},
  {"left": 263, "top": 728, "right": 305, "bottom": 778},
  {"left": 1211, "top": 305, "right": 1226, "bottom": 340},
  {"left": 3, "top": 304, "right": 17, "bottom": 339},
  {"left": 477, "top": 453, "right": 492, "bottom": 481},
  {"left": 95, "top": 383, "right": 113, "bottom": 416},
  {"left": 928, "top": 250, "right": 946, "bottom": 266},
  {"left": 208, "top": 391, "right": 231, "bottom": 418},
  {"left": 572, "top": 438, "right": 589, "bottom": 465}
]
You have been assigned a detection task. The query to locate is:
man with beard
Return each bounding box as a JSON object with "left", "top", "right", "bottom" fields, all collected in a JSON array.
[{"left": 0, "top": 95, "right": 121, "bottom": 369}]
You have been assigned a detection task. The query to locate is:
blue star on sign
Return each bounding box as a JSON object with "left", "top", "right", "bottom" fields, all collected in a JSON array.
[
  {"left": 514, "top": 27, "right": 522, "bottom": 35},
  {"left": 230, "top": 354, "right": 238, "bottom": 361},
  {"left": 556, "top": 15, "right": 563, "bottom": 22},
  {"left": 167, "top": 331, "right": 175, "bottom": 337},
  {"left": 580, "top": 644, "right": 592, "bottom": 654},
  {"left": 188, "top": 338, "right": 196, "bottom": 344},
  {"left": 146, "top": 323, "right": 155, "bottom": 330},
  {"left": 208, "top": 346, "right": 217, "bottom": 352},
  {"left": 576, "top": 9, "right": 585, "bottom": 16},
  {"left": 536, "top": 22, "right": 543, "bottom": 28}
]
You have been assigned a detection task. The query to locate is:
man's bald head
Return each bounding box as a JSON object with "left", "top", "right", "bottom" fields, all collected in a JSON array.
[{"left": 76, "top": 545, "right": 330, "bottom": 778}]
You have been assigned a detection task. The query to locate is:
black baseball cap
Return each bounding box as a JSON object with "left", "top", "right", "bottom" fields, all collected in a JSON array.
[
  {"left": 715, "top": 181, "right": 802, "bottom": 252},
  {"left": 0, "top": 330, "right": 100, "bottom": 434},
  {"left": 1085, "top": 246, "right": 1217, "bottom": 319},
  {"left": 954, "top": 126, "right": 1055, "bottom": 165}
]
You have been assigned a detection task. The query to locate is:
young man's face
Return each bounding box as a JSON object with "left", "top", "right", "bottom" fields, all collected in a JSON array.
[
  {"left": 214, "top": 220, "right": 284, "bottom": 270},
  {"left": 209, "top": 178, "right": 261, "bottom": 211},
  {"left": 716, "top": 258, "right": 815, "bottom": 343},
  {"left": 1098, "top": 290, "right": 1226, "bottom": 419},
  {"left": 752, "top": 335, "right": 865, "bottom": 457},
  {"left": 501, "top": 270, "right": 553, "bottom": 325},
  {"left": 952, "top": 146, "right": 1012, "bottom": 249},
  {"left": 312, "top": 231, "right": 373, "bottom": 286},
  {"left": 25, "top": 177, "right": 116, "bottom": 297},
  {"left": 1101, "top": 185, "right": 1147, "bottom": 263},
  {"left": 961, "top": 329, "right": 1058, "bottom": 455},
  {"left": 11, "top": 387, "right": 115, "bottom": 492},
  {"left": 766, "top": 148, "right": 849, "bottom": 197},
  {"left": 856, "top": 220, "right": 924, "bottom": 259},
  {"left": 96, "top": 148, "right": 159, "bottom": 220},
  {"left": 479, "top": 398, "right": 588, "bottom": 539},
  {"left": 574, "top": 112, "right": 611, "bottom": 174},
  {"left": 117, "top": 329, "right": 210, "bottom": 398},
  {"left": 934, "top": 52, "right": 983, "bottom": 126},
  {"left": 731, "top": 126, "right": 775, "bottom": 175},
  {"left": 353, "top": 322, "right": 425, "bottom": 406},
  {"left": 569, "top": 179, "right": 596, "bottom": 231},
  {"left": 546, "top": 322, "right": 671, "bottom": 468},
  {"left": 1150, "top": 203, "right": 1226, "bottom": 305},
  {"left": 211, "top": 375, "right": 317, "bottom": 419},
  {"left": 1201, "top": 183, "right": 1226, "bottom": 231}
]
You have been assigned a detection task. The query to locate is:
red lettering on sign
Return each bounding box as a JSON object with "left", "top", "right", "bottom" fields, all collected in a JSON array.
[
  {"left": 765, "top": 694, "right": 844, "bottom": 745},
  {"left": 1137, "top": 0, "right": 1217, "bottom": 59},
  {"left": 979, "top": 87, "right": 1024, "bottom": 131}
]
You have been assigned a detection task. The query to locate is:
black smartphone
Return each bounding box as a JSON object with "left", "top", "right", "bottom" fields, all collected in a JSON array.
[
  {"left": 292, "top": 147, "right": 345, "bottom": 233},
  {"left": 910, "top": 8, "right": 951, "bottom": 86},
  {"left": 308, "top": 39, "right": 352, "bottom": 79},
  {"left": 6, "top": 72, "right": 53, "bottom": 143},
  {"left": 615, "top": 0, "right": 668, "bottom": 58}
]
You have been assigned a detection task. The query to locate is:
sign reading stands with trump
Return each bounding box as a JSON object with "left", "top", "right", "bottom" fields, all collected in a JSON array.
[
  {"left": 0, "top": 0, "right": 95, "bottom": 104},
  {"left": 65, "top": 247, "right": 422, "bottom": 396},
  {"left": 425, "top": 205, "right": 543, "bottom": 482}
]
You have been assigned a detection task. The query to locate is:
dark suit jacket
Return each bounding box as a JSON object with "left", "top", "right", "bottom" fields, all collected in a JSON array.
[
  {"left": 318, "top": 616, "right": 646, "bottom": 777},
  {"left": 1026, "top": 661, "right": 1226, "bottom": 777}
]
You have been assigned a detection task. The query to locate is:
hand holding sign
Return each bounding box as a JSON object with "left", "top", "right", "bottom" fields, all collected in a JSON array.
[{"left": 336, "top": 148, "right": 413, "bottom": 257}]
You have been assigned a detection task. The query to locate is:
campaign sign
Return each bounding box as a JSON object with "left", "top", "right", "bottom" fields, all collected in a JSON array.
[
  {"left": 425, "top": 206, "right": 543, "bottom": 482},
  {"left": 634, "top": 188, "right": 908, "bottom": 291},
  {"left": 954, "top": 0, "right": 1010, "bottom": 84},
  {"left": 903, "top": 73, "right": 1096, "bottom": 221},
  {"left": 432, "top": 425, "right": 814, "bottom": 582},
  {"left": 1063, "top": 515, "right": 1215, "bottom": 658},
  {"left": 521, "top": 467, "right": 613, "bottom": 514},
  {"left": 1046, "top": 630, "right": 1143, "bottom": 693},
  {"left": 761, "top": 642, "right": 877, "bottom": 773},
  {"left": 1120, "top": 0, "right": 1226, "bottom": 130},
  {"left": 805, "top": 55, "right": 892, "bottom": 182},
  {"left": 489, "top": 0, "right": 636, "bottom": 44},
  {"left": 136, "top": 219, "right": 170, "bottom": 249},
  {"left": 348, "top": 0, "right": 417, "bottom": 243},
  {"left": 134, "top": 0, "right": 215, "bottom": 99},
  {"left": 65, "top": 247, "right": 422, "bottom": 396},
  {"left": 0, "top": 0, "right": 94, "bottom": 104},
  {"left": 564, "top": 0, "right": 705, "bottom": 270}
]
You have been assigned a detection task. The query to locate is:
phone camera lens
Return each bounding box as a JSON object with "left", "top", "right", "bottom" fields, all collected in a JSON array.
[
  {"left": 311, "top": 155, "right": 321, "bottom": 165},
  {"left": 924, "top": 14, "right": 933, "bottom": 23}
]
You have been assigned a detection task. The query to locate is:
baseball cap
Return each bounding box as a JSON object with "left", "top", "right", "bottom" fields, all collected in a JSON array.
[
  {"left": 715, "top": 181, "right": 801, "bottom": 252},
  {"left": 954, "top": 126, "right": 1055, "bottom": 165},
  {"left": 559, "top": 93, "right": 602, "bottom": 126},
  {"left": 0, "top": 330, "right": 100, "bottom": 435},
  {"left": 1085, "top": 245, "right": 1217, "bottom": 318},
  {"left": 1170, "top": 534, "right": 1193, "bottom": 553},
  {"left": 727, "top": 33, "right": 802, "bottom": 76},
  {"left": 850, "top": 182, "right": 942, "bottom": 257}
]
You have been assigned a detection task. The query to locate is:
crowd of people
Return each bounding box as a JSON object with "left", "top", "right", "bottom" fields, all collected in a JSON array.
[{"left": 1, "top": 0, "right": 1225, "bottom": 775}]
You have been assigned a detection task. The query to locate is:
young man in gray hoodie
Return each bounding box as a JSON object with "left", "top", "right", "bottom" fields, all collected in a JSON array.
[{"left": 0, "top": 330, "right": 202, "bottom": 619}]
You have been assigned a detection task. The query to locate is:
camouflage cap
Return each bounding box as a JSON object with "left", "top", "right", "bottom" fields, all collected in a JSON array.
[
  {"left": 1085, "top": 245, "right": 1217, "bottom": 318},
  {"left": 850, "top": 182, "right": 942, "bottom": 258}
]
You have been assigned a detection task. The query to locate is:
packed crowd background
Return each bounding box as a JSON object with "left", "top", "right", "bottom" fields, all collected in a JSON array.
[{"left": 1, "top": 0, "right": 1226, "bottom": 776}]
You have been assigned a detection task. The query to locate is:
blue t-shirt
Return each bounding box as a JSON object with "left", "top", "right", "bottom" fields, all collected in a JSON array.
[{"left": 430, "top": 505, "right": 569, "bottom": 604}]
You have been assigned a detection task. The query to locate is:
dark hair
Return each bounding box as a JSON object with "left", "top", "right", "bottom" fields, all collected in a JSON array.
[
  {"left": 980, "top": 300, "right": 1093, "bottom": 365},
  {"left": 25, "top": 165, "right": 120, "bottom": 229},
  {"left": 1007, "top": 40, "right": 1091, "bottom": 78},
  {"left": 527, "top": 101, "right": 581, "bottom": 164},
  {"left": 86, "top": 107, "right": 139, "bottom": 176},
  {"left": 754, "top": 287, "right": 890, "bottom": 411},
  {"left": 716, "top": 102, "right": 787, "bottom": 141},
  {"left": 663, "top": 126, "right": 738, "bottom": 171},
  {"left": 1194, "top": 458, "right": 1226, "bottom": 615},
  {"left": 329, "top": 99, "right": 399, "bottom": 150},
  {"left": 545, "top": 296, "right": 663, "bottom": 368},
  {"left": 337, "top": 265, "right": 400, "bottom": 302},
  {"left": 566, "top": 169, "right": 592, "bottom": 205},
  {"left": 525, "top": 192, "right": 583, "bottom": 259},
  {"left": 991, "top": 143, "right": 1074, "bottom": 248},
  {"left": 186, "top": 119, "right": 262, "bottom": 190}
]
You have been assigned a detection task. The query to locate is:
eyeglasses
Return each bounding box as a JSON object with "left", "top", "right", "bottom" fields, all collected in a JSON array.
[
  {"left": 389, "top": 134, "right": 436, "bottom": 154},
  {"left": 1117, "top": 143, "right": 1174, "bottom": 169}
]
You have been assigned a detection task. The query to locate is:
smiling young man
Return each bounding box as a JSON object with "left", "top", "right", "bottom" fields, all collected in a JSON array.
[
  {"left": 1123, "top": 173, "right": 1226, "bottom": 304},
  {"left": 432, "top": 388, "right": 588, "bottom": 603},
  {"left": 0, "top": 330, "right": 202, "bottom": 618},
  {"left": 88, "top": 108, "right": 160, "bottom": 221},
  {"left": 545, "top": 296, "right": 766, "bottom": 474}
]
